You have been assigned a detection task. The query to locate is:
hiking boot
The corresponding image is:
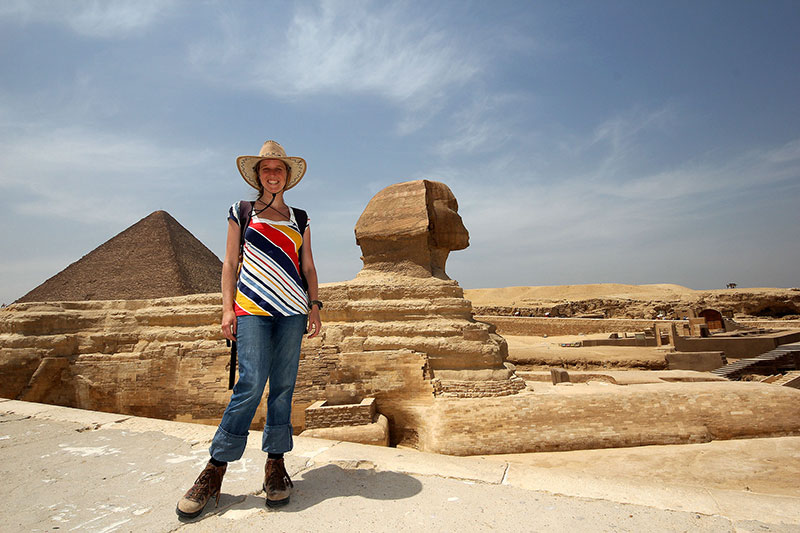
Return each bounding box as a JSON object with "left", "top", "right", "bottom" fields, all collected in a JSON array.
[
  {"left": 263, "top": 457, "right": 293, "bottom": 507},
  {"left": 176, "top": 461, "right": 227, "bottom": 519}
]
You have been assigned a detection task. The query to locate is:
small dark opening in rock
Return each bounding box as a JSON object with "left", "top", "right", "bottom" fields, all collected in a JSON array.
[{"left": 753, "top": 305, "right": 799, "bottom": 318}]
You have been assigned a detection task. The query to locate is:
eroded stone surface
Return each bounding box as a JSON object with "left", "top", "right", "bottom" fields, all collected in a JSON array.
[{"left": 355, "top": 180, "right": 468, "bottom": 279}]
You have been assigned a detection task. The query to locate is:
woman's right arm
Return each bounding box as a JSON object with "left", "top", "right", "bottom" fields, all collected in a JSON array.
[{"left": 221, "top": 219, "right": 241, "bottom": 341}]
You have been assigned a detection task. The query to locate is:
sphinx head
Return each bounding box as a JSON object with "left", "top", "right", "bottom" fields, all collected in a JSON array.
[{"left": 355, "top": 180, "right": 469, "bottom": 279}]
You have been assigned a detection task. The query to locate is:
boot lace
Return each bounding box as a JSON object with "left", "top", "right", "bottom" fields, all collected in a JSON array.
[{"left": 186, "top": 464, "right": 223, "bottom": 501}]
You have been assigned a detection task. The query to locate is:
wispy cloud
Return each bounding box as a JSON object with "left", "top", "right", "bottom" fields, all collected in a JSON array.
[
  {"left": 282, "top": 2, "right": 477, "bottom": 102},
  {"left": 425, "top": 102, "right": 800, "bottom": 288},
  {"left": 0, "top": 0, "right": 177, "bottom": 38},
  {"left": 189, "top": 1, "right": 480, "bottom": 130},
  {"left": 434, "top": 94, "right": 523, "bottom": 157},
  {"left": 609, "top": 136, "right": 800, "bottom": 202},
  {"left": 0, "top": 123, "right": 218, "bottom": 224}
]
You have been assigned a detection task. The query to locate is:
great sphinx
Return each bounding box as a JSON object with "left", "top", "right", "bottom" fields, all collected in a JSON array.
[{"left": 299, "top": 179, "right": 525, "bottom": 445}]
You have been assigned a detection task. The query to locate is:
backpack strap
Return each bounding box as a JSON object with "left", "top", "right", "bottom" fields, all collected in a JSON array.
[
  {"left": 236, "top": 200, "right": 254, "bottom": 264},
  {"left": 293, "top": 207, "right": 308, "bottom": 235},
  {"left": 229, "top": 200, "right": 253, "bottom": 390},
  {"left": 292, "top": 207, "right": 309, "bottom": 293}
]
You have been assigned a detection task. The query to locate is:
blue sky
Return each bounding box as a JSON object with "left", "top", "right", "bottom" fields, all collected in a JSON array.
[{"left": 1, "top": 0, "right": 799, "bottom": 304}]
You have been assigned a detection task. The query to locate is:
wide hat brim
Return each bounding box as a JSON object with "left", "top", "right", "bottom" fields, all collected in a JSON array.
[{"left": 236, "top": 153, "right": 307, "bottom": 191}]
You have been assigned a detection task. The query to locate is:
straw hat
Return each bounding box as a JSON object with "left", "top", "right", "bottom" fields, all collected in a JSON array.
[{"left": 236, "top": 140, "right": 307, "bottom": 191}]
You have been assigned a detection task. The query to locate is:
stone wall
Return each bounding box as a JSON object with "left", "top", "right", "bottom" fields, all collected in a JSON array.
[
  {"left": 5, "top": 295, "right": 800, "bottom": 455},
  {"left": 304, "top": 398, "right": 377, "bottom": 429},
  {"left": 469, "top": 287, "right": 800, "bottom": 320},
  {"left": 476, "top": 316, "right": 682, "bottom": 336},
  {"left": 0, "top": 295, "right": 441, "bottom": 442},
  {"left": 673, "top": 331, "right": 800, "bottom": 359},
  {"left": 1, "top": 296, "right": 235, "bottom": 425},
  {"left": 423, "top": 382, "right": 800, "bottom": 455}
]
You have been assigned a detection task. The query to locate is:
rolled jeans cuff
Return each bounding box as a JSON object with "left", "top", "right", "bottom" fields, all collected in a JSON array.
[
  {"left": 209, "top": 425, "right": 248, "bottom": 463},
  {"left": 262, "top": 423, "right": 294, "bottom": 454}
]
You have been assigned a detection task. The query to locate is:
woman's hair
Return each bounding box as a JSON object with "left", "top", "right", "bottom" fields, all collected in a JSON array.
[{"left": 252, "top": 159, "right": 291, "bottom": 199}]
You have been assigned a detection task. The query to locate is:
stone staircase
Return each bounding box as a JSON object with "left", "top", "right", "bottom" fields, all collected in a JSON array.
[
  {"left": 772, "top": 370, "right": 800, "bottom": 388},
  {"left": 711, "top": 342, "right": 800, "bottom": 380}
]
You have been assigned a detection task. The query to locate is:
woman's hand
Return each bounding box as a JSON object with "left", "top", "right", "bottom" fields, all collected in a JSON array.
[
  {"left": 222, "top": 309, "right": 237, "bottom": 341},
  {"left": 307, "top": 307, "right": 322, "bottom": 338}
]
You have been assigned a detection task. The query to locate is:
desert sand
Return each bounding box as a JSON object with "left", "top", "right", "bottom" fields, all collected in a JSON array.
[{"left": 465, "top": 283, "right": 798, "bottom": 307}]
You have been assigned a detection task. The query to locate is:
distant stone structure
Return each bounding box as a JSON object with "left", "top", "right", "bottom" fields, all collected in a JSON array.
[
  {"left": 16, "top": 211, "right": 222, "bottom": 302},
  {"left": 300, "top": 398, "right": 390, "bottom": 447},
  {"left": 468, "top": 287, "right": 800, "bottom": 320}
]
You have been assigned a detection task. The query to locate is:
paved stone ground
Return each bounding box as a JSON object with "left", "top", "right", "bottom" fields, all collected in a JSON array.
[{"left": 1, "top": 399, "right": 798, "bottom": 532}]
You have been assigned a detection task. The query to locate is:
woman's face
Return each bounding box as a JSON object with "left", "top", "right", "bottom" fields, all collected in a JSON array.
[{"left": 258, "top": 159, "right": 288, "bottom": 194}]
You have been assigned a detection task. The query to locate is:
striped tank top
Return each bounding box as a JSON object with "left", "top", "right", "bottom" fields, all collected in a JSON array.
[{"left": 228, "top": 201, "right": 309, "bottom": 317}]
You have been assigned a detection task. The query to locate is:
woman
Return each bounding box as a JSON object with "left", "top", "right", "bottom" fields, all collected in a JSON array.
[{"left": 177, "top": 140, "right": 322, "bottom": 518}]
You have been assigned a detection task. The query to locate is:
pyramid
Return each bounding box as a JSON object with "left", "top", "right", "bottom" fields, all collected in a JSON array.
[{"left": 17, "top": 211, "right": 222, "bottom": 302}]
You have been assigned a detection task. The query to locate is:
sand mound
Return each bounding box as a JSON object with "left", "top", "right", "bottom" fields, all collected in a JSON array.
[
  {"left": 465, "top": 283, "right": 695, "bottom": 307},
  {"left": 465, "top": 284, "right": 800, "bottom": 319}
]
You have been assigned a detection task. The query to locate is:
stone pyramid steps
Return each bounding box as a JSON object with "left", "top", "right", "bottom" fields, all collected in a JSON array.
[{"left": 17, "top": 211, "right": 222, "bottom": 303}]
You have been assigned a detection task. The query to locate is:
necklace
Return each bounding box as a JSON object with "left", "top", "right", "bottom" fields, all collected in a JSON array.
[
  {"left": 252, "top": 196, "right": 290, "bottom": 220},
  {"left": 267, "top": 205, "right": 290, "bottom": 219}
]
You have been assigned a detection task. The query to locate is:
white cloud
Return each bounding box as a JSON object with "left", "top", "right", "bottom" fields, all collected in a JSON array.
[
  {"left": 282, "top": 2, "right": 477, "bottom": 102},
  {"left": 189, "top": 1, "right": 480, "bottom": 128},
  {"left": 611, "top": 137, "right": 800, "bottom": 202},
  {"left": 0, "top": 124, "right": 218, "bottom": 224},
  {"left": 423, "top": 102, "right": 800, "bottom": 287},
  {"left": 434, "top": 94, "right": 522, "bottom": 157},
  {"left": 582, "top": 106, "right": 676, "bottom": 182},
  {"left": 0, "top": 0, "right": 177, "bottom": 38},
  {"left": 764, "top": 138, "right": 800, "bottom": 165}
]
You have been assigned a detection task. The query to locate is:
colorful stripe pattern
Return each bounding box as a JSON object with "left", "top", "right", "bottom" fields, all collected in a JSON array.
[{"left": 229, "top": 202, "right": 309, "bottom": 317}]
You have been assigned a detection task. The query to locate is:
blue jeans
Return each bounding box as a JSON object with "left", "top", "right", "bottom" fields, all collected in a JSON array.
[{"left": 209, "top": 313, "right": 306, "bottom": 462}]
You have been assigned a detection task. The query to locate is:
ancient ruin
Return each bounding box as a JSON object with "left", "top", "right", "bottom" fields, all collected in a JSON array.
[
  {"left": 2, "top": 180, "right": 800, "bottom": 456},
  {"left": 466, "top": 283, "right": 800, "bottom": 320}
]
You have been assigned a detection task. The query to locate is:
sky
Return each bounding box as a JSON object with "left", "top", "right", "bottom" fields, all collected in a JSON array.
[{"left": 1, "top": 0, "right": 799, "bottom": 305}]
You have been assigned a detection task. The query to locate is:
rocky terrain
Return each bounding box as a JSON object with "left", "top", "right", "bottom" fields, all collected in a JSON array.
[{"left": 466, "top": 283, "right": 800, "bottom": 320}]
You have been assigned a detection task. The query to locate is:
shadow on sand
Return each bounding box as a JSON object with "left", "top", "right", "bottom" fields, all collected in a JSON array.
[{"left": 185, "top": 463, "right": 423, "bottom": 521}]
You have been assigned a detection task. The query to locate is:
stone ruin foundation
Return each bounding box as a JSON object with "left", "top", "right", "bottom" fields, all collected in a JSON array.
[
  {"left": 2, "top": 179, "right": 800, "bottom": 455},
  {"left": 300, "top": 398, "right": 390, "bottom": 447}
]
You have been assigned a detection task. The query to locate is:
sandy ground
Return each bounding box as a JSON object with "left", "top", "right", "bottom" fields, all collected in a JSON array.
[
  {"left": 505, "top": 334, "right": 670, "bottom": 369},
  {"left": 482, "top": 436, "right": 800, "bottom": 499},
  {"left": 464, "top": 283, "right": 799, "bottom": 307}
]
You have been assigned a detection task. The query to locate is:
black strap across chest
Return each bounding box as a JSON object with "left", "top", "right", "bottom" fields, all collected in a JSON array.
[
  {"left": 236, "top": 201, "right": 308, "bottom": 269},
  {"left": 228, "top": 200, "right": 309, "bottom": 390}
]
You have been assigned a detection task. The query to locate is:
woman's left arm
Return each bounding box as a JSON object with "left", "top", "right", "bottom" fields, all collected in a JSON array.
[{"left": 301, "top": 226, "right": 322, "bottom": 338}]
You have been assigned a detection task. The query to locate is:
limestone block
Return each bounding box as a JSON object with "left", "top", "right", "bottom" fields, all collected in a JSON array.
[
  {"left": 300, "top": 414, "right": 390, "bottom": 447},
  {"left": 551, "top": 368, "right": 571, "bottom": 384},
  {"left": 304, "top": 398, "right": 378, "bottom": 429},
  {"left": 424, "top": 382, "right": 800, "bottom": 455},
  {"left": 666, "top": 351, "right": 726, "bottom": 372}
]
